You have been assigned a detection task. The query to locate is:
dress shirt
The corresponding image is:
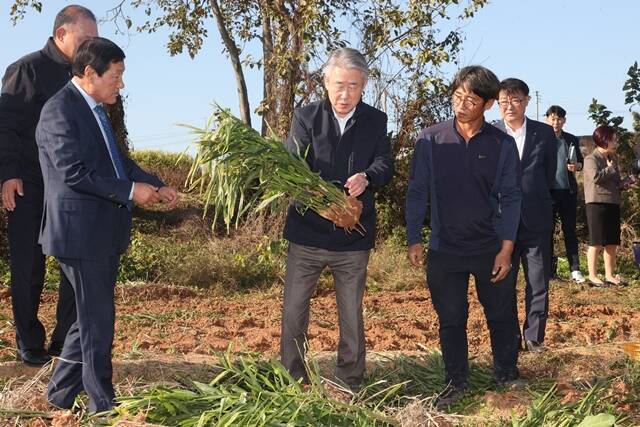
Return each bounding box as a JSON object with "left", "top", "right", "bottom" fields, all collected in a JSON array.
[
  {"left": 333, "top": 107, "right": 356, "bottom": 135},
  {"left": 71, "top": 79, "right": 134, "bottom": 200},
  {"left": 504, "top": 117, "right": 527, "bottom": 159}
]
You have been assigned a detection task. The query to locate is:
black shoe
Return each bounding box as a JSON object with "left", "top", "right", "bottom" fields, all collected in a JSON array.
[
  {"left": 436, "top": 384, "right": 467, "bottom": 409},
  {"left": 495, "top": 369, "right": 526, "bottom": 389},
  {"left": 18, "top": 348, "right": 51, "bottom": 366},
  {"left": 347, "top": 383, "right": 363, "bottom": 393},
  {"left": 47, "top": 342, "right": 64, "bottom": 357},
  {"left": 525, "top": 340, "right": 544, "bottom": 353}
]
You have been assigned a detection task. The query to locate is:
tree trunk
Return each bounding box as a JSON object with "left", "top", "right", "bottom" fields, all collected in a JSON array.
[
  {"left": 260, "top": 2, "right": 274, "bottom": 136},
  {"left": 209, "top": 0, "right": 251, "bottom": 127}
]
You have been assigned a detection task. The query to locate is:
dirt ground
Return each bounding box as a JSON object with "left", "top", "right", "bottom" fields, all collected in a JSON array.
[
  {"left": 1, "top": 278, "right": 640, "bottom": 424},
  {"left": 2, "top": 279, "right": 639, "bottom": 360}
]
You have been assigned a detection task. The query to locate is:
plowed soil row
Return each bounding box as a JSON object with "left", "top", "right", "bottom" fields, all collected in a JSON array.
[{"left": 1, "top": 280, "right": 639, "bottom": 362}]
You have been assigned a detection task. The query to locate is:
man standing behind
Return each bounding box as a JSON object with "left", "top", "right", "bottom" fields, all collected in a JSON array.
[
  {"left": 280, "top": 47, "right": 393, "bottom": 392},
  {"left": 545, "top": 105, "right": 585, "bottom": 283},
  {"left": 495, "top": 79, "right": 557, "bottom": 353},
  {"left": 406, "top": 66, "right": 521, "bottom": 407},
  {"left": 36, "top": 37, "right": 179, "bottom": 413},
  {"left": 0, "top": 5, "right": 98, "bottom": 366}
]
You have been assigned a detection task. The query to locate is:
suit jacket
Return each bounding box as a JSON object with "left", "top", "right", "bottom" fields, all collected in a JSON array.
[
  {"left": 282, "top": 99, "right": 393, "bottom": 251},
  {"left": 35, "top": 81, "right": 164, "bottom": 260},
  {"left": 583, "top": 148, "right": 621, "bottom": 204},
  {"left": 495, "top": 118, "right": 556, "bottom": 233},
  {"left": 559, "top": 130, "right": 584, "bottom": 193}
]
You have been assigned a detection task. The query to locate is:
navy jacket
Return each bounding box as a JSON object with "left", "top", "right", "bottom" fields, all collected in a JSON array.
[
  {"left": 36, "top": 81, "right": 164, "bottom": 260},
  {"left": 494, "top": 118, "right": 556, "bottom": 233},
  {"left": 559, "top": 130, "right": 584, "bottom": 194},
  {"left": 283, "top": 99, "right": 393, "bottom": 251},
  {"left": 405, "top": 119, "right": 521, "bottom": 255}
]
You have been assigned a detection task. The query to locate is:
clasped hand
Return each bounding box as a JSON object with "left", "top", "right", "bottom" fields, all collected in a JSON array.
[{"left": 133, "top": 183, "right": 179, "bottom": 209}]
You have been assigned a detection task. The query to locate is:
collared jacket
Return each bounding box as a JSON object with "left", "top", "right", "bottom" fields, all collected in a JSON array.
[
  {"left": 36, "top": 82, "right": 164, "bottom": 260},
  {"left": 583, "top": 148, "right": 621, "bottom": 205},
  {"left": 494, "top": 119, "right": 556, "bottom": 233},
  {"left": 283, "top": 99, "right": 394, "bottom": 251},
  {"left": 0, "top": 38, "right": 73, "bottom": 185},
  {"left": 405, "top": 119, "right": 521, "bottom": 256},
  {"left": 559, "top": 130, "right": 584, "bottom": 194}
]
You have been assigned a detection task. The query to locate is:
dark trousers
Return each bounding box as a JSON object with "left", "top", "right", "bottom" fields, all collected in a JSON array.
[
  {"left": 550, "top": 189, "right": 580, "bottom": 273},
  {"left": 511, "top": 227, "right": 551, "bottom": 344},
  {"left": 8, "top": 180, "right": 75, "bottom": 351},
  {"left": 280, "top": 242, "right": 369, "bottom": 388},
  {"left": 426, "top": 250, "right": 519, "bottom": 388},
  {"left": 47, "top": 255, "right": 119, "bottom": 413}
]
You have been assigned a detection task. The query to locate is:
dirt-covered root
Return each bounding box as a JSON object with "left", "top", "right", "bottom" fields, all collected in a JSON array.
[{"left": 319, "top": 195, "right": 364, "bottom": 233}]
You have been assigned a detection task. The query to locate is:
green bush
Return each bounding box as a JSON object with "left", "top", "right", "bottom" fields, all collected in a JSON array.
[
  {"left": 116, "top": 230, "right": 285, "bottom": 290},
  {"left": 130, "top": 150, "right": 193, "bottom": 190}
]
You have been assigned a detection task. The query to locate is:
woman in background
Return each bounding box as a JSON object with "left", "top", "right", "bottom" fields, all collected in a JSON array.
[{"left": 583, "top": 125, "right": 629, "bottom": 287}]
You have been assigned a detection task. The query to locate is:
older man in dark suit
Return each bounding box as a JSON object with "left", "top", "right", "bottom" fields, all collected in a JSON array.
[
  {"left": 280, "top": 47, "right": 393, "bottom": 392},
  {"left": 36, "top": 37, "right": 178, "bottom": 413},
  {"left": 495, "top": 78, "right": 556, "bottom": 353}
]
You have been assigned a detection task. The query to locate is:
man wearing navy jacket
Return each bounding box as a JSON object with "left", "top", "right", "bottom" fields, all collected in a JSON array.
[
  {"left": 36, "top": 37, "right": 178, "bottom": 413},
  {"left": 495, "top": 78, "right": 557, "bottom": 354},
  {"left": 406, "top": 66, "right": 521, "bottom": 407}
]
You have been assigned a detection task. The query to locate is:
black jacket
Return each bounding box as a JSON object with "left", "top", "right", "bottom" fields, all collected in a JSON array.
[
  {"left": 559, "top": 130, "right": 584, "bottom": 194},
  {"left": 283, "top": 99, "right": 393, "bottom": 251},
  {"left": 0, "top": 38, "right": 72, "bottom": 185}
]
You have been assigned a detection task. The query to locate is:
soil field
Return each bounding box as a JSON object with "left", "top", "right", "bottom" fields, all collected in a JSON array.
[{"left": 1, "top": 277, "right": 640, "bottom": 425}]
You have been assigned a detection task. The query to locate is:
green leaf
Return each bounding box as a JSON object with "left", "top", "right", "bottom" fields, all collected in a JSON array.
[{"left": 575, "top": 414, "right": 616, "bottom": 427}]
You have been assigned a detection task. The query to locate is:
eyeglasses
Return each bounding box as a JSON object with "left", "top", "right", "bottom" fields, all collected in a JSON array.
[
  {"left": 498, "top": 97, "right": 527, "bottom": 108},
  {"left": 451, "top": 93, "right": 480, "bottom": 108}
]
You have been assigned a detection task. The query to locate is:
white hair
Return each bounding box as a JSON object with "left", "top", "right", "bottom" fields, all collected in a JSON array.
[{"left": 323, "top": 47, "right": 369, "bottom": 80}]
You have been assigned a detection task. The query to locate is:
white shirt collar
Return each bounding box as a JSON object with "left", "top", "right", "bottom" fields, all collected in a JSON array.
[
  {"left": 504, "top": 117, "right": 527, "bottom": 159},
  {"left": 333, "top": 107, "right": 356, "bottom": 135},
  {"left": 71, "top": 78, "right": 100, "bottom": 110},
  {"left": 504, "top": 116, "right": 527, "bottom": 136}
]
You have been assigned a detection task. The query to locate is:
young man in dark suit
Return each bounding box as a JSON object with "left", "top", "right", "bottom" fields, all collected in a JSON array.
[
  {"left": 0, "top": 5, "right": 98, "bottom": 366},
  {"left": 545, "top": 105, "right": 585, "bottom": 283},
  {"left": 36, "top": 37, "right": 178, "bottom": 413},
  {"left": 495, "top": 78, "right": 557, "bottom": 353}
]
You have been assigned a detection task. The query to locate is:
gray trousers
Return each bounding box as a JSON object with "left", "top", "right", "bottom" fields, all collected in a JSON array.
[
  {"left": 511, "top": 228, "right": 551, "bottom": 344},
  {"left": 280, "top": 242, "right": 369, "bottom": 388}
]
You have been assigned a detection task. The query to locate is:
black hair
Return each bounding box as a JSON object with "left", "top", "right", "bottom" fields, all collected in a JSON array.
[
  {"left": 499, "top": 78, "right": 530, "bottom": 96},
  {"left": 52, "top": 5, "right": 96, "bottom": 36},
  {"left": 72, "top": 37, "right": 125, "bottom": 77},
  {"left": 545, "top": 105, "right": 566, "bottom": 118},
  {"left": 450, "top": 65, "right": 500, "bottom": 101}
]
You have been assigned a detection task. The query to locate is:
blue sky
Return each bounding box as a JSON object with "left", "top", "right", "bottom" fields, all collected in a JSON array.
[{"left": 1, "top": 0, "right": 637, "bottom": 153}]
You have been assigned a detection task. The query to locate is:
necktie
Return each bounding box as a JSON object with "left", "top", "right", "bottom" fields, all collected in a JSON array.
[{"left": 94, "top": 105, "right": 127, "bottom": 180}]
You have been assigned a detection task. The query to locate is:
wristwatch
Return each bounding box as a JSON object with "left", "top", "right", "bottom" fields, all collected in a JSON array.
[{"left": 361, "top": 171, "right": 370, "bottom": 183}]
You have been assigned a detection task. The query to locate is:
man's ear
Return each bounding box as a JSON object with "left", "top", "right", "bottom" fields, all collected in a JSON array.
[
  {"left": 54, "top": 26, "right": 67, "bottom": 43},
  {"left": 83, "top": 65, "right": 97, "bottom": 80},
  {"left": 484, "top": 99, "right": 495, "bottom": 111}
]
